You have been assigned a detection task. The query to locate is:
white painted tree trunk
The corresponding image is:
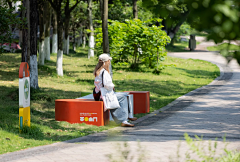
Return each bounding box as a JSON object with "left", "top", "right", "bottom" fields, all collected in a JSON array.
[
  {"left": 73, "top": 42, "right": 76, "bottom": 51},
  {"left": 63, "top": 36, "right": 69, "bottom": 55},
  {"left": 78, "top": 37, "right": 82, "bottom": 47},
  {"left": 88, "top": 35, "right": 94, "bottom": 58},
  {"left": 78, "top": 30, "right": 82, "bottom": 47},
  {"left": 44, "top": 36, "right": 50, "bottom": 60},
  {"left": 38, "top": 41, "right": 44, "bottom": 65},
  {"left": 77, "top": 38, "right": 80, "bottom": 47},
  {"left": 52, "top": 34, "right": 58, "bottom": 53},
  {"left": 30, "top": 55, "right": 38, "bottom": 89},
  {"left": 83, "top": 34, "right": 86, "bottom": 48},
  {"left": 56, "top": 49, "right": 63, "bottom": 76}
]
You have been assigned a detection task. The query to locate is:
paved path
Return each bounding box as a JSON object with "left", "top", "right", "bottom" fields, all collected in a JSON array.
[{"left": 1, "top": 52, "right": 240, "bottom": 162}]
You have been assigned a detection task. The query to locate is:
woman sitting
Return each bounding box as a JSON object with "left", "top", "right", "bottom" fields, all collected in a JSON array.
[{"left": 93, "top": 53, "right": 137, "bottom": 127}]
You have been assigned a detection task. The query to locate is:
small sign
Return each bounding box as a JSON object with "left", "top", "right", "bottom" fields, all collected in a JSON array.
[
  {"left": 19, "top": 77, "right": 30, "bottom": 108},
  {"left": 19, "top": 62, "right": 30, "bottom": 131},
  {"left": 79, "top": 113, "right": 98, "bottom": 123}
]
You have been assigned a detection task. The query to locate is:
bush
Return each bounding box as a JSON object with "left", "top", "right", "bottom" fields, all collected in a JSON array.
[{"left": 95, "top": 19, "right": 170, "bottom": 71}]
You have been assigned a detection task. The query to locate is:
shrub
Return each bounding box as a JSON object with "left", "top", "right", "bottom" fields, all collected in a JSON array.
[{"left": 95, "top": 19, "right": 170, "bottom": 71}]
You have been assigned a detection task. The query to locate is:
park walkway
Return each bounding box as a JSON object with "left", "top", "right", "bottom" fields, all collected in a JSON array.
[{"left": 1, "top": 47, "right": 240, "bottom": 161}]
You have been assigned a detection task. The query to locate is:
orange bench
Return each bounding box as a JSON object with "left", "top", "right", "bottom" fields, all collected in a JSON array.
[
  {"left": 55, "top": 99, "right": 109, "bottom": 126},
  {"left": 55, "top": 91, "right": 150, "bottom": 126},
  {"left": 125, "top": 91, "right": 150, "bottom": 114}
]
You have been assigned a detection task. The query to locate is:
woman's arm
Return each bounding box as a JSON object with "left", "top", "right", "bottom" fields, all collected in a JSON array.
[{"left": 103, "top": 71, "right": 114, "bottom": 91}]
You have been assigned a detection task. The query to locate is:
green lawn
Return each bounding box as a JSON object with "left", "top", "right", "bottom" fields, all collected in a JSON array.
[
  {"left": 166, "top": 41, "right": 201, "bottom": 52},
  {"left": 0, "top": 47, "right": 219, "bottom": 154},
  {"left": 207, "top": 43, "right": 240, "bottom": 51}
]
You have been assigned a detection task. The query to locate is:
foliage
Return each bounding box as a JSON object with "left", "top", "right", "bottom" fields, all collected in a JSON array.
[
  {"left": 106, "top": 141, "right": 146, "bottom": 162},
  {"left": 142, "top": 0, "right": 189, "bottom": 45},
  {"left": 69, "top": 1, "right": 88, "bottom": 37},
  {"left": 0, "top": 5, "right": 22, "bottom": 53},
  {"left": 107, "top": 0, "right": 154, "bottom": 22},
  {"left": 95, "top": 19, "right": 170, "bottom": 71},
  {"left": 183, "top": 0, "right": 240, "bottom": 43},
  {"left": 107, "top": 133, "right": 240, "bottom": 162},
  {"left": 175, "top": 22, "right": 192, "bottom": 42},
  {"left": 207, "top": 43, "right": 240, "bottom": 63},
  {"left": 108, "top": 0, "right": 133, "bottom": 22},
  {"left": 184, "top": 133, "right": 240, "bottom": 162},
  {"left": 183, "top": 0, "right": 240, "bottom": 65}
]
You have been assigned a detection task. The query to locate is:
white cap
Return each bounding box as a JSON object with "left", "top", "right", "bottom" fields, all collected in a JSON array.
[{"left": 99, "top": 53, "right": 112, "bottom": 62}]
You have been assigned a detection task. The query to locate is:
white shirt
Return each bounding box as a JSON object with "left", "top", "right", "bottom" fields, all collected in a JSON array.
[{"left": 94, "top": 68, "right": 114, "bottom": 93}]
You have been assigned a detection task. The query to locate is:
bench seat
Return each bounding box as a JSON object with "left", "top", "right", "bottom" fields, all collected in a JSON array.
[
  {"left": 55, "top": 99, "right": 109, "bottom": 126},
  {"left": 55, "top": 91, "right": 150, "bottom": 126},
  {"left": 125, "top": 91, "right": 150, "bottom": 114}
]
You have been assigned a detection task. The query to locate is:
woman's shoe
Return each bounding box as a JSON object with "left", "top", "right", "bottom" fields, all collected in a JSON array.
[
  {"left": 121, "top": 123, "right": 134, "bottom": 127},
  {"left": 128, "top": 117, "right": 137, "bottom": 121}
]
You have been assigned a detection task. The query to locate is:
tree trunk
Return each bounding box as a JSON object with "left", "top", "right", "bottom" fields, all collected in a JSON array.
[
  {"left": 22, "top": 0, "right": 29, "bottom": 65},
  {"left": 169, "top": 11, "right": 189, "bottom": 45},
  {"left": 88, "top": 0, "right": 94, "bottom": 58},
  {"left": 83, "top": 32, "right": 86, "bottom": 48},
  {"left": 77, "top": 29, "right": 82, "bottom": 47},
  {"left": 134, "top": 44, "right": 138, "bottom": 67},
  {"left": 19, "top": 30, "right": 22, "bottom": 47},
  {"left": 132, "top": 0, "right": 138, "bottom": 69},
  {"left": 100, "top": 0, "right": 103, "bottom": 18},
  {"left": 44, "top": 1, "right": 51, "bottom": 60},
  {"left": 102, "top": 0, "right": 109, "bottom": 53},
  {"left": 102, "top": 0, "right": 112, "bottom": 77},
  {"left": 73, "top": 29, "right": 76, "bottom": 51},
  {"left": 30, "top": 0, "right": 39, "bottom": 89},
  {"left": 132, "top": 0, "right": 138, "bottom": 19},
  {"left": 63, "top": 35, "right": 69, "bottom": 54},
  {"left": 63, "top": 14, "right": 70, "bottom": 55},
  {"left": 56, "top": 10, "right": 63, "bottom": 76},
  {"left": 47, "top": 0, "right": 81, "bottom": 76},
  {"left": 38, "top": 0, "right": 44, "bottom": 65},
  {"left": 52, "top": 10, "right": 58, "bottom": 53}
]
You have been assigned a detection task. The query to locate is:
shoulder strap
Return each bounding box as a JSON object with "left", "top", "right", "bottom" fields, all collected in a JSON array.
[{"left": 102, "top": 70, "right": 105, "bottom": 87}]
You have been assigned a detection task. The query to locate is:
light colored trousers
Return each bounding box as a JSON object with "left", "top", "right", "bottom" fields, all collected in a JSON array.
[{"left": 110, "top": 93, "right": 129, "bottom": 124}]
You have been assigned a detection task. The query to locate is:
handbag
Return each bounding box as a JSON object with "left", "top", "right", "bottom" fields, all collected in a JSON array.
[
  {"left": 93, "top": 71, "right": 105, "bottom": 101},
  {"left": 100, "top": 87, "right": 120, "bottom": 109}
]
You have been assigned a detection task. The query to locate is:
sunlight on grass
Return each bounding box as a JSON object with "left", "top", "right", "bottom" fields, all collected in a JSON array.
[
  {"left": 0, "top": 47, "right": 219, "bottom": 154},
  {"left": 166, "top": 41, "right": 201, "bottom": 52},
  {"left": 207, "top": 43, "right": 240, "bottom": 52}
]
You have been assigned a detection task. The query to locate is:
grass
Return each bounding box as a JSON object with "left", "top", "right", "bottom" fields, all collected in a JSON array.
[
  {"left": 0, "top": 47, "right": 219, "bottom": 154},
  {"left": 207, "top": 43, "right": 240, "bottom": 52},
  {"left": 166, "top": 41, "right": 201, "bottom": 52},
  {"left": 190, "top": 30, "right": 209, "bottom": 37}
]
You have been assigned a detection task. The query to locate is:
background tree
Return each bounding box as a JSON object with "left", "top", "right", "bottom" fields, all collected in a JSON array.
[
  {"left": 182, "top": 0, "right": 240, "bottom": 64},
  {"left": 0, "top": 3, "right": 21, "bottom": 53},
  {"left": 52, "top": 9, "right": 58, "bottom": 53},
  {"left": 47, "top": 0, "right": 80, "bottom": 76},
  {"left": 21, "top": 0, "right": 29, "bottom": 64},
  {"left": 62, "top": 0, "right": 81, "bottom": 55},
  {"left": 30, "top": 0, "right": 39, "bottom": 89},
  {"left": 38, "top": 0, "right": 45, "bottom": 65},
  {"left": 88, "top": 0, "right": 94, "bottom": 58},
  {"left": 101, "top": 0, "right": 113, "bottom": 76},
  {"left": 43, "top": 1, "right": 51, "bottom": 60},
  {"left": 132, "top": 0, "right": 138, "bottom": 19},
  {"left": 102, "top": 0, "right": 109, "bottom": 54},
  {"left": 70, "top": 1, "right": 88, "bottom": 49},
  {"left": 142, "top": 0, "right": 189, "bottom": 45}
]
